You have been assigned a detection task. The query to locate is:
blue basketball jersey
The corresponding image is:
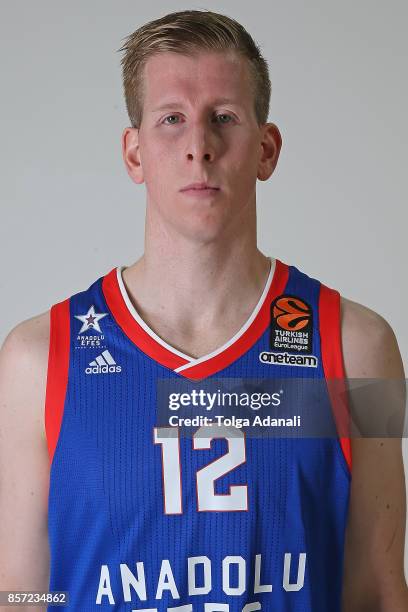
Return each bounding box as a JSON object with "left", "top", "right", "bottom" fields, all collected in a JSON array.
[{"left": 45, "top": 257, "right": 352, "bottom": 611}]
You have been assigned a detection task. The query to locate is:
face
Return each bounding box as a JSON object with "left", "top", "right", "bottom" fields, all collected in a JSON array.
[{"left": 122, "top": 50, "right": 281, "bottom": 243}]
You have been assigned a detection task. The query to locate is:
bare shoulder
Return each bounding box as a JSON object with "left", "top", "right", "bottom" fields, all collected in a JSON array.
[
  {"left": 1, "top": 310, "right": 50, "bottom": 355},
  {"left": 340, "top": 296, "right": 405, "bottom": 379},
  {"left": 0, "top": 313, "right": 52, "bottom": 589},
  {"left": 0, "top": 310, "right": 51, "bottom": 442},
  {"left": 339, "top": 302, "right": 408, "bottom": 605}
]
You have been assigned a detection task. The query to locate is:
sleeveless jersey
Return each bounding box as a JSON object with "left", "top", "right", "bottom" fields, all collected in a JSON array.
[{"left": 45, "top": 257, "right": 352, "bottom": 611}]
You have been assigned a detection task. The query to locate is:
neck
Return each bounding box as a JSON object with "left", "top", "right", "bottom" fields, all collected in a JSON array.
[{"left": 125, "top": 243, "right": 270, "bottom": 315}]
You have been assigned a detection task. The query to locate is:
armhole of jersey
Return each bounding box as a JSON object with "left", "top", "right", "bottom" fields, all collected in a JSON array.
[
  {"left": 319, "top": 284, "right": 352, "bottom": 474},
  {"left": 44, "top": 299, "right": 71, "bottom": 465}
]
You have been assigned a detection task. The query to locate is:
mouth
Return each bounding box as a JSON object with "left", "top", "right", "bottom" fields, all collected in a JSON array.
[
  {"left": 180, "top": 186, "right": 220, "bottom": 198},
  {"left": 180, "top": 182, "right": 220, "bottom": 192}
]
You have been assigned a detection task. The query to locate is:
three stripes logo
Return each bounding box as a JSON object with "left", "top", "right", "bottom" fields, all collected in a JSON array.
[{"left": 85, "top": 350, "right": 122, "bottom": 375}]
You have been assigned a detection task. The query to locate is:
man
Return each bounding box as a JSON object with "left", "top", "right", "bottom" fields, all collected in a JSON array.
[{"left": 0, "top": 9, "right": 407, "bottom": 611}]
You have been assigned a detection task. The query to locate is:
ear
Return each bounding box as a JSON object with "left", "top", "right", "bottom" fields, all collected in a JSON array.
[
  {"left": 257, "top": 123, "right": 282, "bottom": 181},
  {"left": 122, "top": 127, "right": 144, "bottom": 185}
]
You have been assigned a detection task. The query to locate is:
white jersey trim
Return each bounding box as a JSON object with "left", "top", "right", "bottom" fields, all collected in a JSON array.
[{"left": 116, "top": 257, "right": 275, "bottom": 370}]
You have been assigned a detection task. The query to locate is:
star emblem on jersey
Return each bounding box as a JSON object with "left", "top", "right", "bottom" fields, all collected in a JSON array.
[{"left": 75, "top": 305, "right": 108, "bottom": 334}]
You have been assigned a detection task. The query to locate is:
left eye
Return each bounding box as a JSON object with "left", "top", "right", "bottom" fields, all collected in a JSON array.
[{"left": 215, "top": 114, "right": 233, "bottom": 124}]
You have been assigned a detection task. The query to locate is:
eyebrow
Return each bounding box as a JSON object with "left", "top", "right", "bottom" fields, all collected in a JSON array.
[{"left": 151, "top": 98, "right": 242, "bottom": 112}]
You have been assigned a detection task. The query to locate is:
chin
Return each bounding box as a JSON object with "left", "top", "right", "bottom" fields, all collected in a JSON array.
[
  {"left": 174, "top": 216, "right": 228, "bottom": 244},
  {"left": 158, "top": 197, "right": 237, "bottom": 241}
]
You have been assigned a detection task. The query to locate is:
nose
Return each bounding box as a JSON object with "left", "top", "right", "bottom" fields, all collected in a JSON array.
[{"left": 185, "top": 124, "right": 215, "bottom": 163}]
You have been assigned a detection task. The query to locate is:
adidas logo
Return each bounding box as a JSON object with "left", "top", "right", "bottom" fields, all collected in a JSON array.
[{"left": 85, "top": 350, "right": 122, "bottom": 374}]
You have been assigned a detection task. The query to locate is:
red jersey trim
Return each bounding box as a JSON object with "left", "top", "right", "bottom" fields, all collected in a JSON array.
[
  {"left": 180, "top": 260, "right": 289, "bottom": 380},
  {"left": 102, "top": 259, "right": 289, "bottom": 380},
  {"left": 319, "top": 284, "right": 352, "bottom": 472},
  {"left": 102, "top": 271, "right": 190, "bottom": 371},
  {"left": 44, "top": 299, "right": 71, "bottom": 464}
]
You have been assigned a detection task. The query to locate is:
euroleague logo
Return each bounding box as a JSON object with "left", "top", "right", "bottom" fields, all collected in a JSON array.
[
  {"left": 273, "top": 296, "right": 311, "bottom": 332},
  {"left": 259, "top": 294, "right": 318, "bottom": 367}
]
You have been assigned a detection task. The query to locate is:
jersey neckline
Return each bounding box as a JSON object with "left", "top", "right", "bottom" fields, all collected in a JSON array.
[{"left": 102, "top": 257, "right": 289, "bottom": 380}]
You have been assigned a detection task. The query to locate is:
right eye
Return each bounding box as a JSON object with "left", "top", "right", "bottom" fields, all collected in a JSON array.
[{"left": 162, "top": 115, "right": 181, "bottom": 125}]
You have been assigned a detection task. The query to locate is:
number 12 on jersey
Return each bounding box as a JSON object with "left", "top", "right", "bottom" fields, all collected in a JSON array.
[{"left": 154, "top": 425, "right": 248, "bottom": 514}]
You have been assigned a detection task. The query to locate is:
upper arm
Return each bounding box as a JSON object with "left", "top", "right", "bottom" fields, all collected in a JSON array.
[
  {"left": 0, "top": 313, "right": 51, "bottom": 594},
  {"left": 340, "top": 297, "right": 408, "bottom": 610}
]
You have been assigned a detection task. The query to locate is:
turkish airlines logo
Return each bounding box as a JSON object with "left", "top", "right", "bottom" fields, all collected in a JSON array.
[
  {"left": 273, "top": 297, "right": 311, "bottom": 332},
  {"left": 269, "top": 294, "right": 314, "bottom": 356}
]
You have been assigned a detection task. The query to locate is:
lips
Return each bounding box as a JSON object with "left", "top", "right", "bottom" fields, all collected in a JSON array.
[{"left": 181, "top": 182, "right": 219, "bottom": 191}]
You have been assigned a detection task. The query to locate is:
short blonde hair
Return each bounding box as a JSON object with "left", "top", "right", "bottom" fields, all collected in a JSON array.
[{"left": 118, "top": 9, "right": 271, "bottom": 128}]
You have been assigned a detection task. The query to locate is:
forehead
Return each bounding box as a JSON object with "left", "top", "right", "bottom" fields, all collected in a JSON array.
[{"left": 142, "top": 50, "right": 253, "bottom": 107}]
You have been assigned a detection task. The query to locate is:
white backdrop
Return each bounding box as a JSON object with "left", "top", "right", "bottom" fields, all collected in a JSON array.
[{"left": 1, "top": 0, "right": 407, "bottom": 577}]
